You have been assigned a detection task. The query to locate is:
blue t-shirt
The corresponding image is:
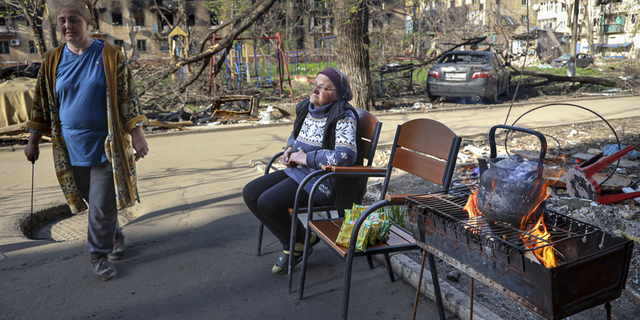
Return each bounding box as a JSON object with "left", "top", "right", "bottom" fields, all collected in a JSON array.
[{"left": 57, "top": 40, "right": 108, "bottom": 166}]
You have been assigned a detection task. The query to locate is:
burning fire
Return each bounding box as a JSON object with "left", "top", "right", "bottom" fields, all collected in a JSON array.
[
  {"left": 463, "top": 192, "right": 479, "bottom": 219},
  {"left": 463, "top": 182, "right": 558, "bottom": 268},
  {"left": 522, "top": 215, "right": 557, "bottom": 268}
]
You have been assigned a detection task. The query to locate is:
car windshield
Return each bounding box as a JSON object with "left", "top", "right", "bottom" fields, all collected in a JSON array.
[
  {"left": 558, "top": 54, "right": 570, "bottom": 59},
  {"left": 439, "top": 53, "right": 488, "bottom": 64}
]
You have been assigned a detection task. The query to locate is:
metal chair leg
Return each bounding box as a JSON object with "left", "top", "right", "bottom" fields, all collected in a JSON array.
[
  {"left": 412, "top": 250, "right": 428, "bottom": 320},
  {"left": 298, "top": 224, "right": 313, "bottom": 301},
  {"left": 257, "top": 223, "right": 264, "bottom": 256},
  {"left": 367, "top": 254, "right": 374, "bottom": 269},
  {"left": 428, "top": 252, "right": 446, "bottom": 320},
  {"left": 383, "top": 252, "right": 395, "bottom": 282},
  {"left": 342, "top": 248, "right": 356, "bottom": 319}
]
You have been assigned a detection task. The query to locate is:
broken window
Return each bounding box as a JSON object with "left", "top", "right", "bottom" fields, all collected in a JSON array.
[
  {"left": 522, "top": 0, "right": 529, "bottom": 6},
  {"left": 521, "top": 15, "right": 529, "bottom": 24},
  {"left": 0, "top": 41, "right": 9, "bottom": 54},
  {"left": 112, "top": 12, "right": 122, "bottom": 25},
  {"left": 137, "top": 39, "right": 147, "bottom": 52},
  {"left": 114, "top": 39, "right": 124, "bottom": 48},
  {"left": 135, "top": 14, "right": 144, "bottom": 26},
  {"left": 159, "top": 40, "right": 169, "bottom": 52},
  {"left": 29, "top": 40, "right": 36, "bottom": 54},
  {"left": 187, "top": 13, "right": 195, "bottom": 26}
]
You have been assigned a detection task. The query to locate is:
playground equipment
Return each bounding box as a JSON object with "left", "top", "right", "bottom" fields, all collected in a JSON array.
[
  {"left": 286, "top": 51, "right": 307, "bottom": 76},
  {"left": 317, "top": 36, "right": 337, "bottom": 72},
  {"left": 209, "top": 32, "right": 293, "bottom": 96}
]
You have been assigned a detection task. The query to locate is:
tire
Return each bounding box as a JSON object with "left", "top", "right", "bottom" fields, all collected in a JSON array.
[
  {"left": 426, "top": 89, "right": 439, "bottom": 103},
  {"left": 500, "top": 80, "right": 510, "bottom": 97},
  {"left": 491, "top": 84, "right": 499, "bottom": 103}
]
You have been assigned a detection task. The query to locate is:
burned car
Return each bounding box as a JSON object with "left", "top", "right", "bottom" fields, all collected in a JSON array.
[
  {"left": 551, "top": 53, "right": 594, "bottom": 68},
  {"left": 427, "top": 51, "right": 510, "bottom": 103}
]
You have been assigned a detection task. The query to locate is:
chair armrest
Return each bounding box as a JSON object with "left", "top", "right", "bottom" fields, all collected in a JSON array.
[
  {"left": 321, "top": 165, "right": 387, "bottom": 173},
  {"left": 265, "top": 151, "right": 285, "bottom": 175},
  {"left": 384, "top": 193, "right": 415, "bottom": 203}
]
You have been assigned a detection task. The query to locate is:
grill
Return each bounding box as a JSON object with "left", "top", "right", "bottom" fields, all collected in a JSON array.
[{"left": 407, "top": 186, "right": 634, "bottom": 320}]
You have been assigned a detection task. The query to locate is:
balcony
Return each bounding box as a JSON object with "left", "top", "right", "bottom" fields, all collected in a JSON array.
[{"left": 601, "top": 24, "right": 624, "bottom": 33}]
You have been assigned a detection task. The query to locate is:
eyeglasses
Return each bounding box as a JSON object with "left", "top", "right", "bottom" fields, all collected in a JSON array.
[{"left": 311, "top": 83, "right": 336, "bottom": 93}]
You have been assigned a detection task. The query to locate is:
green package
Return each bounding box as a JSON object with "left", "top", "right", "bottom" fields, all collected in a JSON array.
[{"left": 356, "top": 220, "right": 372, "bottom": 252}]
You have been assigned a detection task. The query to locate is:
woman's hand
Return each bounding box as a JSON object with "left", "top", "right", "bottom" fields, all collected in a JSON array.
[
  {"left": 282, "top": 146, "right": 294, "bottom": 168},
  {"left": 289, "top": 150, "right": 307, "bottom": 166},
  {"left": 24, "top": 133, "right": 42, "bottom": 162},
  {"left": 130, "top": 126, "right": 149, "bottom": 159}
]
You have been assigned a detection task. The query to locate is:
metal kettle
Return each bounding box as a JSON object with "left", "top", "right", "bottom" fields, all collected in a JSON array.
[{"left": 476, "top": 125, "right": 548, "bottom": 229}]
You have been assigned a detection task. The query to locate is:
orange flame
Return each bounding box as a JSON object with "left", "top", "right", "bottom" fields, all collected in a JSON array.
[
  {"left": 523, "top": 215, "right": 557, "bottom": 268},
  {"left": 463, "top": 191, "right": 479, "bottom": 218}
]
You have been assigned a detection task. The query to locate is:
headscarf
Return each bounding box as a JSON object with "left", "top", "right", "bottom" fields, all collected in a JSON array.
[{"left": 317, "top": 68, "right": 353, "bottom": 102}]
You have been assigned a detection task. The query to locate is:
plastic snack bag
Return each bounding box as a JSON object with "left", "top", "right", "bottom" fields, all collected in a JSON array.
[
  {"left": 356, "top": 220, "right": 372, "bottom": 252},
  {"left": 368, "top": 218, "right": 382, "bottom": 246},
  {"left": 335, "top": 208, "right": 358, "bottom": 247}
]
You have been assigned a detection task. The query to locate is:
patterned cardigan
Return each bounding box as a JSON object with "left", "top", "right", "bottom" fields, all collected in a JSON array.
[{"left": 26, "top": 41, "right": 148, "bottom": 213}]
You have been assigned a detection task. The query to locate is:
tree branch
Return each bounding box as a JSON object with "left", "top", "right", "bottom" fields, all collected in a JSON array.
[{"left": 137, "top": 0, "right": 277, "bottom": 97}]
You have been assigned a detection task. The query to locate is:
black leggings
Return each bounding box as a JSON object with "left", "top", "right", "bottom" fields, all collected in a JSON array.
[{"left": 243, "top": 170, "right": 330, "bottom": 250}]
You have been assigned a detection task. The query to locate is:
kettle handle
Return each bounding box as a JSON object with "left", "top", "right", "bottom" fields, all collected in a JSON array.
[{"left": 488, "top": 125, "right": 547, "bottom": 175}]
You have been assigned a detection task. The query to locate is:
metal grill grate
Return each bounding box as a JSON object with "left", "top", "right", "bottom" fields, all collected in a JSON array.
[{"left": 406, "top": 186, "right": 602, "bottom": 255}]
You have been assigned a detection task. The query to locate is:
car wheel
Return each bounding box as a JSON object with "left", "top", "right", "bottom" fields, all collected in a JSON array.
[
  {"left": 427, "top": 90, "right": 439, "bottom": 103},
  {"left": 491, "top": 84, "right": 499, "bottom": 103},
  {"left": 500, "top": 80, "right": 510, "bottom": 97}
]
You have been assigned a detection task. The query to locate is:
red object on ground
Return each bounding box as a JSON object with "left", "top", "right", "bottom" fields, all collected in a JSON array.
[{"left": 565, "top": 145, "right": 640, "bottom": 204}]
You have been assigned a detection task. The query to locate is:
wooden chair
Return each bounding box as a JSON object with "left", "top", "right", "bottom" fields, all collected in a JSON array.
[
  {"left": 297, "top": 118, "right": 462, "bottom": 320},
  {"left": 256, "top": 108, "right": 383, "bottom": 291}
]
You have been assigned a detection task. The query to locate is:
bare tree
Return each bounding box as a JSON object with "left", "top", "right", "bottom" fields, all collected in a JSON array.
[
  {"left": 136, "top": 0, "right": 278, "bottom": 97},
  {"left": 4, "top": 0, "right": 48, "bottom": 57}
]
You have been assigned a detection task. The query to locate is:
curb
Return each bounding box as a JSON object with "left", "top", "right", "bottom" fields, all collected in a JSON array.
[{"left": 250, "top": 159, "right": 503, "bottom": 320}]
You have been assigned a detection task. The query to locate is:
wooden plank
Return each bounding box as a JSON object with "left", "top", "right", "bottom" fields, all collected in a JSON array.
[
  {"left": 310, "top": 219, "right": 348, "bottom": 257},
  {"left": 396, "top": 119, "right": 457, "bottom": 160},
  {"left": 392, "top": 148, "right": 446, "bottom": 185},
  {"left": 385, "top": 193, "right": 411, "bottom": 202},
  {"left": 0, "top": 122, "right": 26, "bottom": 135},
  {"left": 309, "top": 218, "right": 415, "bottom": 258}
]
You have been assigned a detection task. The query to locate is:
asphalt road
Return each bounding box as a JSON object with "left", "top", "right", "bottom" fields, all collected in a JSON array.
[{"left": 1, "top": 95, "right": 639, "bottom": 319}]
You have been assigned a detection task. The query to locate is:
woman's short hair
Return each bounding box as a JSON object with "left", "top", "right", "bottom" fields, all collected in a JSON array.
[
  {"left": 48, "top": 0, "right": 96, "bottom": 28},
  {"left": 317, "top": 68, "right": 353, "bottom": 102}
]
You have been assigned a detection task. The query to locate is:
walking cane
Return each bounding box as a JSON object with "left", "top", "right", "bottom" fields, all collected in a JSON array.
[{"left": 30, "top": 159, "right": 35, "bottom": 239}]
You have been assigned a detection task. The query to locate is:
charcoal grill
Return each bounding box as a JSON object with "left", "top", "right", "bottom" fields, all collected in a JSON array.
[{"left": 407, "top": 186, "right": 634, "bottom": 320}]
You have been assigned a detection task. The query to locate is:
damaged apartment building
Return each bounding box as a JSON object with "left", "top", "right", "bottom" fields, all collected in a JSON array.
[{"left": 0, "top": 0, "right": 216, "bottom": 66}]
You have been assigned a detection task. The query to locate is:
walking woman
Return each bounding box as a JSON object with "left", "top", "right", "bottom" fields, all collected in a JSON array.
[
  {"left": 25, "top": 0, "right": 148, "bottom": 281},
  {"left": 243, "top": 68, "right": 362, "bottom": 275}
]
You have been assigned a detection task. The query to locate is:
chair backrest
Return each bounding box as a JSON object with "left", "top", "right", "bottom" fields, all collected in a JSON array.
[
  {"left": 380, "top": 118, "right": 462, "bottom": 199},
  {"left": 355, "top": 108, "right": 382, "bottom": 167}
]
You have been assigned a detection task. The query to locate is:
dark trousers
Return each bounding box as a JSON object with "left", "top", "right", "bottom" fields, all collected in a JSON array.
[
  {"left": 73, "top": 161, "right": 119, "bottom": 255},
  {"left": 243, "top": 170, "right": 330, "bottom": 250}
]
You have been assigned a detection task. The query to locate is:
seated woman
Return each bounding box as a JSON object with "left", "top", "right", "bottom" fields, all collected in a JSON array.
[{"left": 243, "top": 68, "right": 361, "bottom": 275}]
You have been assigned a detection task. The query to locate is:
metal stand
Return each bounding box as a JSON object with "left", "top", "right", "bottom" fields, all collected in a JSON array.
[
  {"left": 413, "top": 249, "right": 446, "bottom": 320},
  {"left": 470, "top": 279, "right": 474, "bottom": 320}
]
